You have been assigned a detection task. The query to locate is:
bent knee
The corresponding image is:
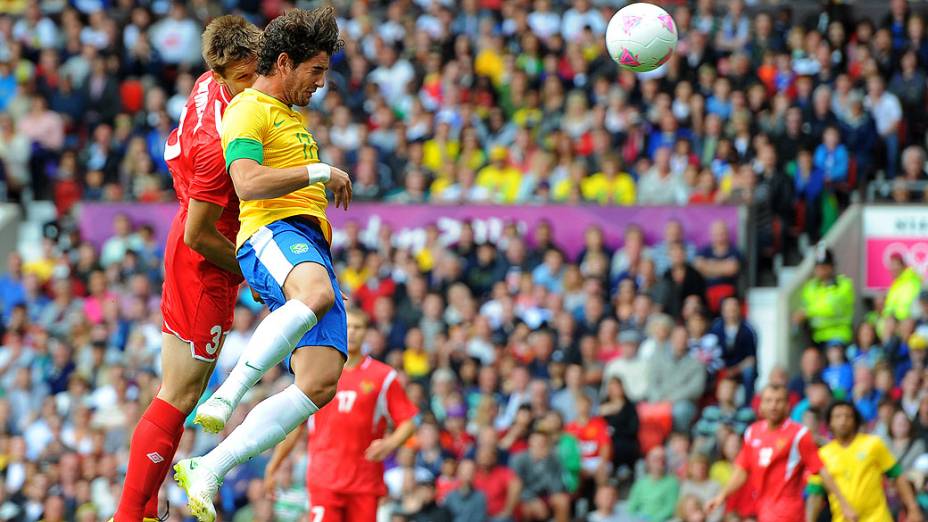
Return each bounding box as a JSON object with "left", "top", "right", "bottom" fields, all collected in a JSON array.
[
  {"left": 295, "top": 375, "right": 338, "bottom": 408},
  {"left": 286, "top": 264, "right": 336, "bottom": 317},
  {"left": 156, "top": 386, "right": 202, "bottom": 414},
  {"left": 294, "top": 282, "right": 335, "bottom": 318}
]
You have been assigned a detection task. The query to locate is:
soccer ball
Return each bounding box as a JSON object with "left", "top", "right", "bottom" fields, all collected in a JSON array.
[{"left": 605, "top": 2, "right": 678, "bottom": 73}]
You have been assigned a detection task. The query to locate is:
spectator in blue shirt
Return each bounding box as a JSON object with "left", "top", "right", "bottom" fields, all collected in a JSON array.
[
  {"left": 792, "top": 148, "right": 826, "bottom": 243},
  {"left": 853, "top": 364, "right": 881, "bottom": 423},
  {"left": 710, "top": 296, "right": 758, "bottom": 401},
  {"left": 847, "top": 322, "right": 886, "bottom": 369},
  {"left": 532, "top": 249, "right": 566, "bottom": 294},
  {"left": 0, "top": 252, "right": 25, "bottom": 324},
  {"left": 693, "top": 220, "right": 742, "bottom": 314},
  {"left": 791, "top": 379, "right": 832, "bottom": 422},
  {"left": 647, "top": 112, "right": 693, "bottom": 159},
  {"left": 0, "top": 61, "right": 18, "bottom": 113},
  {"left": 823, "top": 342, "right": 854, "bottom": 398},
  {"left": 813, "top": 126, "right": 850, "bottom": 184},
  {"left": 706, "top": 77, "right": 733, "bottom": 120},
  {"left": 651, "top": 219, "right": 697, "bottom": 277}
]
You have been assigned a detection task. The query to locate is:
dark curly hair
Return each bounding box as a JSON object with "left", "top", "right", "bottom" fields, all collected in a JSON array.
[
  {"left": 825, "top": 400, "right": 863, "bottom": 433},
  {"left": 257, "top": 7, "right": 344, "bottom": 76}
]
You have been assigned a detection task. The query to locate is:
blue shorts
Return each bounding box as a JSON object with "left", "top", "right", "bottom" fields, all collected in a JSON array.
[{"left": 237, "top": 217, "right": 347, "bottom": 368}]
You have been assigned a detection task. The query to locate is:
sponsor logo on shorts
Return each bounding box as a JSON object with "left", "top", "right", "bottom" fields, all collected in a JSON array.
[{"left": 291, "top": 243, "right": 309, "bottom": 254}]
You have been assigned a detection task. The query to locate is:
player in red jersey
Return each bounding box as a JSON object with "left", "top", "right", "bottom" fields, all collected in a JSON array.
[
  {"left": 706, "top": 385, "right": 858, "bottom": 522},
  {"left": 265, "top": 308, "right": 419, "bottom": 522},
  {"left": 112, "top": 16, "right": 261, "bottom": 522}
]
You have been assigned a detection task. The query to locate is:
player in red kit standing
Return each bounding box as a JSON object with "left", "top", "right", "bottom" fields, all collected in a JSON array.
[
  {"left": 265, "top": 308, "right": 419, "bottom": 522},
  {"left": 706, "top": 385, "right": 858, "bottom": 522},
  {"left": 111, "top": 16, "right": 261, "bottom": 522}
]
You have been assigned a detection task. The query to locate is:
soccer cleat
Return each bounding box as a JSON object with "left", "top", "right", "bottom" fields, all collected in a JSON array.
[
  {"left": 193, "top": 396, "right": 234, "bottom": 434},
  {"left": 173, "top": 458, "right": 221, "bottom": 522}
]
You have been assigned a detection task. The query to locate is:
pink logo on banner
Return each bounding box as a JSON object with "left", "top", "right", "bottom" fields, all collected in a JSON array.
[{"left": 865, "top": 237, "right": 928, "bottom": 289}]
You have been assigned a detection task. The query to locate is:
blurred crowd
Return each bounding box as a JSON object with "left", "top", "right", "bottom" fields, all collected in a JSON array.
[{"left": 2, "top": 0, "right": 928, "bottom": 520}]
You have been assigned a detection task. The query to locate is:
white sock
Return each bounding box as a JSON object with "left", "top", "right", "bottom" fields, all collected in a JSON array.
[
  {"left": 201, "top": 384, "right": 318, "bottom": 477},
  {"left": 214, "top": 299, "right": 317, "bottom": 407}
]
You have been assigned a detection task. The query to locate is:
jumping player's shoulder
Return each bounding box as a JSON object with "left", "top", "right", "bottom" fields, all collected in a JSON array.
[
  {"left": 222, "top": 89, "right": 270, "bottom": 135},
  {"left": 226, "top": 88, "right": 265, "bottom": 114},
  {"left": 184, "top": 72, "right": 231, "bottom": 141}
]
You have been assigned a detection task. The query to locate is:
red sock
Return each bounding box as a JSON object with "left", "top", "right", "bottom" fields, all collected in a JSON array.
[
  {"left": 142, "top": 424, "right": 185, "bottom": 518},
  {"left": 115, "top": 398, "right": 186, "bottom": 522}
]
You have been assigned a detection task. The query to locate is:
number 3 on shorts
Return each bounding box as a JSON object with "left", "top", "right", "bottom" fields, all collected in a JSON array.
[{"left": 205, "top": 325, "right": 223, "bottom": 355}]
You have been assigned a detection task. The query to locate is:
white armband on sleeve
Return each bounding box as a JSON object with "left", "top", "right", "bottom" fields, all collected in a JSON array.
[{"left": 306, "top": 163, "right": 331, "bottom": 186}]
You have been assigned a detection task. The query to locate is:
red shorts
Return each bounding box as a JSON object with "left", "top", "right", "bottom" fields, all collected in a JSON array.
[
  {"left": 308, "top": 487, "right": 378, "bottom": 522},
  {"left": 161, "top": 215, "right": 241, "bottom": 362}
]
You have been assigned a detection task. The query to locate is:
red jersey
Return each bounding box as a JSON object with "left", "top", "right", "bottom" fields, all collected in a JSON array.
[
  {"left": 160, "top": 72, "right": 241, "bottom": 360},
  {"left": 735, "top": 419, "right": 823, "bottom": 522},
  {"left": 473, "top": 465, "right": 516, "bottom": 517},
  {"left": 565, "top": 417, "right": 611, "bottom": 464},
  {"left": 307, "top": 357, "right": 419, "bottom": 496},
  {"left": 164, "top": 71, "right": 239, "bottom": 240}
]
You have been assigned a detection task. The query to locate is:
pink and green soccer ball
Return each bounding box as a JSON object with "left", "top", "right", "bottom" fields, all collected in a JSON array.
[{"left": 606, "top": 2, "right": 678, "bottom": 73}]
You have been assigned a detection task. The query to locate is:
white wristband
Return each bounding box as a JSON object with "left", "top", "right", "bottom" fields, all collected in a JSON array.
[{"left": 306, "top": 163, "right": 331, "bottom": 185}]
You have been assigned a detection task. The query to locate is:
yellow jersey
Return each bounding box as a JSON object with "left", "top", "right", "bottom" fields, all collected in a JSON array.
[
  {"left": 808, "top": 433, "right": 899, "bottom": 522},
  {"left": 403, "top": 348, "right": 430, "bottom": 379},
  {"left": 422, "top": 139, "right": 459, "bottom": 173},
  {"left": 221, "top": 88, "right": 330, "bottom": 248},
  {"left": 581, "top": 171, "right": 637, "bottom": 205},
  {"left": 476, "top": 164, "right": 522, "bottom": 203}
]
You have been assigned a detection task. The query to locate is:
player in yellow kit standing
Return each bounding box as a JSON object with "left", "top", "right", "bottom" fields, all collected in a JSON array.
[
  {"left": 173, "top": 7, "right": 353, "bottom": 522},
  {"left": 807, "top": 400, "right": 923, "bottom": 522}
]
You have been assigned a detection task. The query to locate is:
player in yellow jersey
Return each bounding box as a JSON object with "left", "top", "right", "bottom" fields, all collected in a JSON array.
[
  {"left": 807, "top": 401, "right": 923, "bottom": 522},
  {"left": 172, "top": 8, "right": 352, "bottom": 522}
]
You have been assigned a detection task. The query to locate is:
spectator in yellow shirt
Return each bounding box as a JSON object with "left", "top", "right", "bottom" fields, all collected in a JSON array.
[
  {"left": 477, "top": 146, "right": 523, "bottom": 203},
  {"left": 457, "top": 127, "right": 487, "bottom": 172},
  {"left": 402, "top": 327, "right": 431, "bottom": 380},
  {"left": 339, "top": 248, "right": 369, "bottom": 295},
  {"left": 430, "top": 164, "right": 456, "bottom": 200},
  {"left": 422, "top": 121, "right": 460, "bottom": 173},
  {"left": 552, "top": 159, "right": 587, "bottom": 202},
  {"left": 475, "top": 34, "right": 505, "bottom": 87},
  {"left": 581, "top": 154, "right": 636, "bottom": 205},
  {"left": 23, "top": 237, "right": 59, "bottom": 283}
]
